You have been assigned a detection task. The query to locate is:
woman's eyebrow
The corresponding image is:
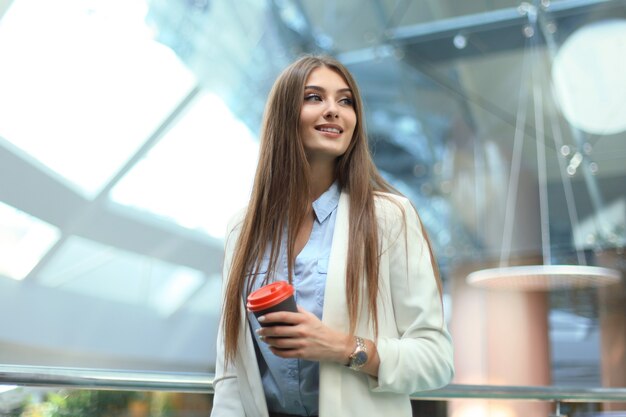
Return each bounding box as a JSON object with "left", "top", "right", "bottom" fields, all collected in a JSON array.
[{"left": 304, "top": 85, "right": 353, "bottom": 94}]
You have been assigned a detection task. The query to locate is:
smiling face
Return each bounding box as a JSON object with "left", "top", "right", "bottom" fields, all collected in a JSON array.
[{"left": 299, "top": 66, "right": 357, "bottom": 163}]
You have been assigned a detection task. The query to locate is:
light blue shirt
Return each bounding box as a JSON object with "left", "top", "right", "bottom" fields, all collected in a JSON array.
[{"left": 247, "top": 182, "right": 340, "bottom": 416}]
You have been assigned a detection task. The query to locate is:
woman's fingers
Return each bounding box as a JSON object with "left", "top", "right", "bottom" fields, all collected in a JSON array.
[
  {"left": 257, "top": 322, "right": 305, "bottom": 339},
  {"left": 264, "top": 335, "right": 303, "bottom": 350},
  {"left": 255, "top": 306, "right": 348, "bottom": 363},
  {"left": 269, "top": 346, "right": 304, "bottom": 358},
  {"left": 258, "top": 310, "right": 302, "bottom": 325}
]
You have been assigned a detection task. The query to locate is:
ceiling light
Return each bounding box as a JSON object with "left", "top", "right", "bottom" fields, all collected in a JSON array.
[
  {"left": 552, "top": 19, "right": 626, "bottom": 135},
  {"left": 453, "top": 33, "right": 467, "bottom": 49}
]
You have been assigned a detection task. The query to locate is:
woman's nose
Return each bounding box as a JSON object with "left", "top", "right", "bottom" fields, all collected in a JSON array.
[{"left": 324, "top": 108, "right": 339, "bottom": 119}]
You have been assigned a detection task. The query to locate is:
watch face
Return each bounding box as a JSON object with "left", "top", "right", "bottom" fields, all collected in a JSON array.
[{"left": 354, "top": 350, "right": 368, "bottom": 366}]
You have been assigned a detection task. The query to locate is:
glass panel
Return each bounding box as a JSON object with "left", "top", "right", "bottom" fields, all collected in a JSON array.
[
  {"left": 0, "top": 0, "right": 196, "bottom": 197},
  {"left": 1, "top": 235, "right": 220, "bottom": 371},
  {"left": 109, "top": 92, "right": 258, "bottom": 239},
  {"left": 0, "top": 202, "right": 60, "bottom": 281},
  {"left": 36, "top": 235, "right": 211, "bottom": 316}
]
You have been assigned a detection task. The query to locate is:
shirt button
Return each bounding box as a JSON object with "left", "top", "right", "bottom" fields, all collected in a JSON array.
[
  {"left": 293, "top": 400, "right": 301, "bottom": 408},
  {"left": 288, "top": 369, "right": 297, "bottom": 377}
]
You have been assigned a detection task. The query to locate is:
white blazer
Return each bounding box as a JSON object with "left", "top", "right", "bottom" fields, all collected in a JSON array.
[{"left": 211, "top": 191, "right": 454, "bottom": 417}]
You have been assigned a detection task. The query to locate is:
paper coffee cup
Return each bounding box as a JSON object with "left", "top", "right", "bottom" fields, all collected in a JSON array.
[{"left": 246, "top": 281, "right": 297, "bottom": 327}]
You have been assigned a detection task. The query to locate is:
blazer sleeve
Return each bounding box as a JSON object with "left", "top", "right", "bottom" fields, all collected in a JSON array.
[
  {"left": 370, "top": 196, "right": 454, "bottom": 394},
  {"left": 211, "top": 213, "right": 247, "bottom": 417}
]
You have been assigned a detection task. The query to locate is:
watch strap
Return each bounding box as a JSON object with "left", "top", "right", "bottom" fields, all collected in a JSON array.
[{"left": 346, "top": 336, "right": 368, "bottom": 371}]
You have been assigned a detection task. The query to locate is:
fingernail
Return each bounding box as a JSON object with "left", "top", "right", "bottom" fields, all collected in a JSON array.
[
  {"left": 258, "top": 315, "right": 265, "bottom": 322},
  {"left": 259, "top": 335, "right": 265, "bottom": 342}
]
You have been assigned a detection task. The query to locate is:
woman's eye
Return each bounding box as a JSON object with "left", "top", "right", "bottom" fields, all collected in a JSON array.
[
  {"left": 304, "top": 93, "right": 322, "bottom": 101},
  {"left": 340, "top": 98, "right": 353, "bottom": 106}
]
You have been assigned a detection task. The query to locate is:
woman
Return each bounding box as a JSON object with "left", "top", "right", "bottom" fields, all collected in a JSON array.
[{"left": 211, "top": 55, "right": 454, "bottom": 417}]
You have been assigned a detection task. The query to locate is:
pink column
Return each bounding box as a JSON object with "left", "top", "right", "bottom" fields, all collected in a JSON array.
[
  {"left": 598, "top": 250, "right": 626, "bottom": 412},
  {"left": 449, "top": 260, "right": 552, "bottom": 417}
]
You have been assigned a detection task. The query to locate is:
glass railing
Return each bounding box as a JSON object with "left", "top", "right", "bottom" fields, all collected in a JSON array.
[{"left": 2, "top": 364, "right": 626, "bottom": 416}]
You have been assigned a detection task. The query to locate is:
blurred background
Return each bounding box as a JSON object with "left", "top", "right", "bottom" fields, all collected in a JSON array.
[{"left": 0, "top": 0, "right": 625, "bottom": 415}]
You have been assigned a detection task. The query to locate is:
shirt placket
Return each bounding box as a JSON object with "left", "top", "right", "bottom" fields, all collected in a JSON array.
[{"left": 277, "top": 234, "right": 300, "bottom": 410}]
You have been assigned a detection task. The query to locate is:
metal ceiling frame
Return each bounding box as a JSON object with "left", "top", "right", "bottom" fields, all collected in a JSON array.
[{"left": 340, "top": 0, "right": 625, "bottom": 65}]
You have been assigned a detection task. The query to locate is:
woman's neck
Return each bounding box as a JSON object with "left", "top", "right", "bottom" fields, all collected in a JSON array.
[{"left": 307, "top": 159, "right": 336, "bottom": 201}]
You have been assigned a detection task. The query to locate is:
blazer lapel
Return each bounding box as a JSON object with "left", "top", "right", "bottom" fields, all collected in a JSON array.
[
  {"left": 319, "top": 191, "right": 350, "bottom": 416},
  {"left": 322, "top": 191, "right": 350, "bottom": 331}
]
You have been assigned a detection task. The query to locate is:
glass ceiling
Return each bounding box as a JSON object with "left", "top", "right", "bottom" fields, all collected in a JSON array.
[
  {"left": 109, "top": 92, "right": 258, "bottom": 239},
  {"left": 0, "top": 0, "right": 196, "bottom": 197},
  {"left": 0, "top": 201, "right": 60, "bottom": 280},
  {"left": 36, "top": 234, "right": 214, "bottom": 317},
  {"left": 0, "top": 0, "right": 624, "bottom": 378},
  {"left": 0, "top": 0, "right": 262, "bottom": 348}
]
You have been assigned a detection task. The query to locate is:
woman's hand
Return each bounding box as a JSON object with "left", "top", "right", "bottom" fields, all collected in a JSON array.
[{"left": 255, "top": 306, "right": 352, "bottom": 364}]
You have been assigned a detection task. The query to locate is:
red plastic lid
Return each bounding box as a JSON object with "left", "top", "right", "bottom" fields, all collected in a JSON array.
[{"left": 246, "top": 281, "right": 294, "bottom": 312}]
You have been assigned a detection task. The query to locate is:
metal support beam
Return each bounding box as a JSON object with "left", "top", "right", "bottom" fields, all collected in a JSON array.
[
  {"left": 0, "top": 139, "right": 222, "bottom": 278},
  {"left": 339, "top": 0, "right": 626, "bottom": 65}
]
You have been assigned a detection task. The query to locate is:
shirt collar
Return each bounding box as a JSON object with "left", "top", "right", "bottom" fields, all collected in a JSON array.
[{"left": 312, "top": 181, "right": 341, "bottom": 224}]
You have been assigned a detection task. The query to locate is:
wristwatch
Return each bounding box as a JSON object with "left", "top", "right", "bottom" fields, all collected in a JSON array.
[{"left": 346, "top": 336, "right": 368, "bottom": 371}]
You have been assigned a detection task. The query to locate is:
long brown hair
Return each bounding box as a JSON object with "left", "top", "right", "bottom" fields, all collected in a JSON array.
[{"left": 221, "top": 55, "right": 441, "bottom": 364}]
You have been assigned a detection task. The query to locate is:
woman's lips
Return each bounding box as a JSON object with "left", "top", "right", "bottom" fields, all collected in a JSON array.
[{"left": 315, "top": 124, "right": 343, "bottom": 137}]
